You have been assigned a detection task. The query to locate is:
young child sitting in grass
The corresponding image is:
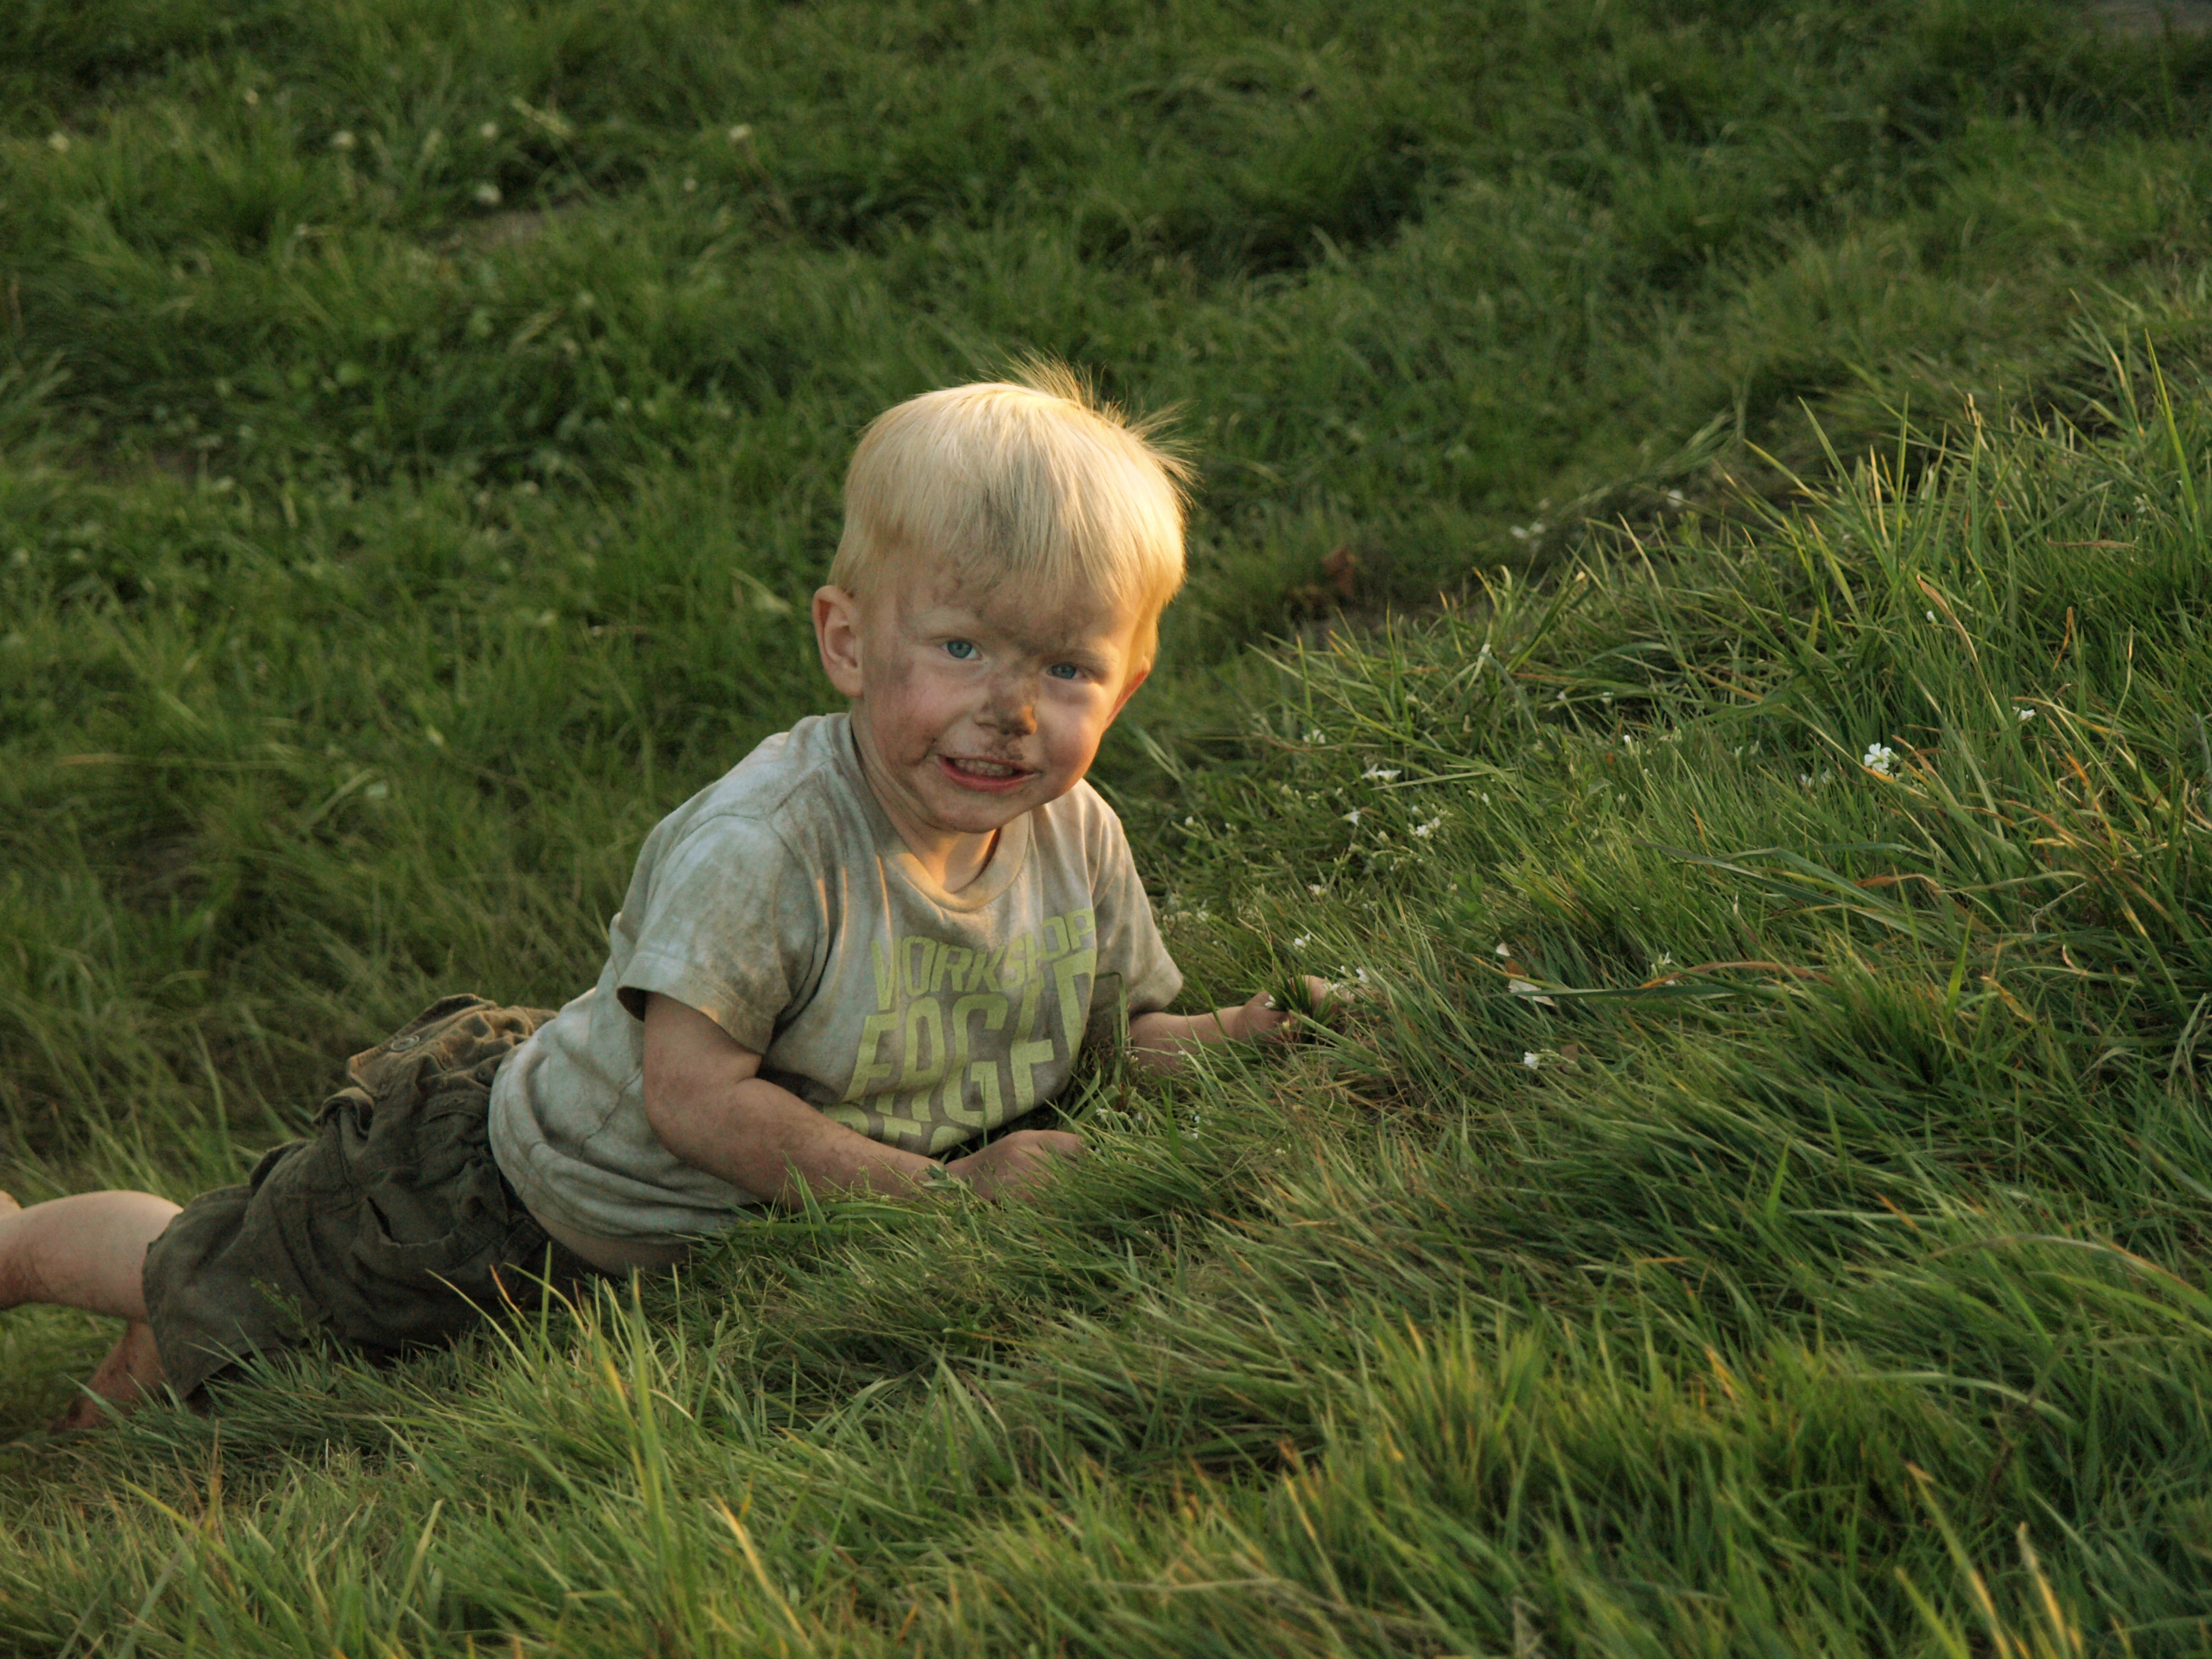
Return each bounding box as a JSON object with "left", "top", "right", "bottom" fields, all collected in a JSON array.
[{"left": 1, "top": 365, "right": 1321, "bottom": 1428}]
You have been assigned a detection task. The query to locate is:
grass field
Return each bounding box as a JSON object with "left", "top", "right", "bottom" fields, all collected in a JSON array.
[{"left": 5, "top": 1, "right": 2212, "bottom": 1652}]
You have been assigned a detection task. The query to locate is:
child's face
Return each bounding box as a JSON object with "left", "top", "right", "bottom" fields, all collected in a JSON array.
[{"left": 813, "top": 555, "right": 1152, "bottom": 851}]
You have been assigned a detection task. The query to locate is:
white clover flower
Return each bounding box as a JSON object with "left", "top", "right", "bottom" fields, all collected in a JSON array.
[
  {"left": 1523, "top": 1051, "right": 1542, "bottom": 1071},
  {"left": 1862, "top": 742, "right": 1897, "bottom": 777},
  {"left": 1361, "top": 765, "right": 1401, "bottom": 781},
  {"left": 2017, "top": 707, "right": 2036, "bottom": 724},
  {"left": 472, "top": 182, "right": 503, "bottom": 206}
]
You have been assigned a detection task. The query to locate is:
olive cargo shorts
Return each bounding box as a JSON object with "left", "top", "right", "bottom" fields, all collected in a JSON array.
[{"left": 142, "top": 995, "right": 598, "bottom": 1400}]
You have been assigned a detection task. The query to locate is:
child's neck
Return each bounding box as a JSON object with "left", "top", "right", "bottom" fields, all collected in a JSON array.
[{"left": 904, "top": 825, "right": 999, "bottom": 894}]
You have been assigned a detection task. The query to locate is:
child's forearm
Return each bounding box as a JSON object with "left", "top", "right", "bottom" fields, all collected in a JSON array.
[
  {"left": 1127, "top": 1005, "right": 1258, "bottom": 1072},
  {"left": 648, "top": 1070, "right": 937, "bottom": 1204}
]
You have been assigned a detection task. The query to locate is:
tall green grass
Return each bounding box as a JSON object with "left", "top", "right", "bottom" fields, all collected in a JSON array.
[
  {"left": 10, "top": 383, "right": 2211, "bottom": 1656},
  {"left": 7, "top": 0, "right": 2212, "bottom": 1652}
]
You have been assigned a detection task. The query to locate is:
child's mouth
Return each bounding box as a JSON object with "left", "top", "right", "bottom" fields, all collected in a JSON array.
[{"left": 937, "top": 754, "right": 1034, "bottom": 792}]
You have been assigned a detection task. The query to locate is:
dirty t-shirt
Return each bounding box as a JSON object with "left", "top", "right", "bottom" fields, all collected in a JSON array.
[{"left": 487, "top": 712, "right": 1183, "bottom": 1242}]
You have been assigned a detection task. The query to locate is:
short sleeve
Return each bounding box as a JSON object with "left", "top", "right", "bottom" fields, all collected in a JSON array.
[
  {"left": 613, "top": 811, "right": 825, "bottom": 1053},
  {"left": 1086, "top": 811, "right": 1182, "bottom": 1043}
]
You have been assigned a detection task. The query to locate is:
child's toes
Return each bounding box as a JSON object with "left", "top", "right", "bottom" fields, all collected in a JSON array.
[{"left": 0, "top": 1191, "right": 18, "bottom": 1215}]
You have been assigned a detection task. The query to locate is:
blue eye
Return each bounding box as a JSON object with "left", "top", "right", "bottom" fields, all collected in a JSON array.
[
  {"left": 1047, "top": 663, "right": 1081, "bottom": 680},
  {"left": 944, "top": 640, "right": 979, "bottom": 660}
]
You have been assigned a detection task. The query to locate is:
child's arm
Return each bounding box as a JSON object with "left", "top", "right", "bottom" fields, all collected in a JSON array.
[
  {"left": 641, "top": 993, "right": 1082, "bottom": 1203},
  {"left": 1126, "top": 975, "right": 1334, "bottom": 1073}
]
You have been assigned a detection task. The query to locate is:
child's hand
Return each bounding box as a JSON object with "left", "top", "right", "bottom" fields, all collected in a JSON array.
[
  {"left": 943, "top": 1128, "right": 1085, "bottom": 1201},
  {"left": 1239, "top": 974, "right": 1338, "bottom": 1045}
]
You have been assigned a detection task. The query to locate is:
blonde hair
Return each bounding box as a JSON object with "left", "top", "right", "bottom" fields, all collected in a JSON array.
[{"left": 829, "top": 363, "right": 1190, "bottom": 670}]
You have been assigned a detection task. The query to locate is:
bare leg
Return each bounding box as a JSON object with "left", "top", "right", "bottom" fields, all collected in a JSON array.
[{"left": 0, "top": 1190, "right": 181, "bottom": 1428}]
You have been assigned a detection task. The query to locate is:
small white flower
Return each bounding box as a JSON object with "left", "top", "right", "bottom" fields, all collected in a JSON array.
[
  {"left": 1799, "top": 773, "right": 1814, "bottom": 788},
  {"left": 2017, "top": 707, "right": 2036, "bottom": 723},
  {"left": 683, "top": 176, "right": 697, "bottom": 192},
  {"left": 1183, "top": 815, "right": 1198, "bottom": 828},
  {"left": 330, "top": 130, "right": 357, "bottom": 151},
  {"left": 1291, "top": 934, "right": 1312, "bottom": 950},
  {"left": 1304, "top": 728, "right": 1326, "bottom": 744},
  {"left": 1361, "top": 765, "right": 1401, "bottom": 781},
  {"left": 1342, "top": 809, "right": 1361, "bottom": 825},
  {"left": 727, "top": 123, "right": 754, "bottom": 143},
  {"left": 1926, "top": 609, "right": 1937, "bottom": 622},
  {"left": 1557, "top": 691, "right": 1568, "bottom": 702},
  {"left": 47, "top": 131, "right": 70, "bottom": 153},
  {"left": 1480, "top": 793, "right": 1490, "bottom": 803},
  {"left": 1655, "top": 953, "right": 1673, "bottom": 968},
  {"left": 1666, "top": 488, "right": 1686, "bottom": 506},
  {"left": 1308, "top": 883, "right": 1325, "bottom": 897},
  {"left": 1508, "top": 979, "right": 1558, "bottom": 1007},
  {"left": 479, "top": 121, "right": 501, "bottom": 139},
  {"left": 1862, "top": 742, "right": 1897, "bottom": 777},
  {"left": 1510, "top": 525, "right": 1530, "bottom": 541},
  {"left": 472, "top": 182, "right": 503, "bottom": 206},
  {"left": 1523, "top": 1051, "right": 1543, "bottom": 1071},
  {"left": 1495, "top": 943, "right": 1511, "bottom": 957},
  {"left": 1413, "top": 819, "right": 1439, "bottom": 839}
]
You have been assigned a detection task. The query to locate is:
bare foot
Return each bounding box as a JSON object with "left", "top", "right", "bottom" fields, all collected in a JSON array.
[{"left": 49, "top": 1319, "right": 166, "bottom": 1433}]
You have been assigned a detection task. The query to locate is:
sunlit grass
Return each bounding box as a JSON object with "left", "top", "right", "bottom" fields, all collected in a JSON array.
[{"left": 7, "top": 1, "right": 2212, "bottom": 1652}]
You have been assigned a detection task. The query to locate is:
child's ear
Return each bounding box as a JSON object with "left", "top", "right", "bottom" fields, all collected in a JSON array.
[
  {"left": 1108, "top": 657, "right": 1152, "bottom": 720},
  {"left": 813, "top": 585, "right": 867, "bottom": 697}
]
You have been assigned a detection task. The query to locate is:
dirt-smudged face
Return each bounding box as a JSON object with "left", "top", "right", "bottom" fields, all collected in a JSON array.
[{"left": 812, "top": 557, "right": 1151, "bottom": 890}]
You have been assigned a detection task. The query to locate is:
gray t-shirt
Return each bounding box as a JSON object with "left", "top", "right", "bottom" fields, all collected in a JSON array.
[{"left": 488, "top": 712, "right": 1182, "bottom": 1242}]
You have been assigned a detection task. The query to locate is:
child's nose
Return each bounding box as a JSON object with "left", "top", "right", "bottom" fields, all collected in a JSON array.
[{"left": 979, "top": 676, "right": 1036, "bottom": 734}]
